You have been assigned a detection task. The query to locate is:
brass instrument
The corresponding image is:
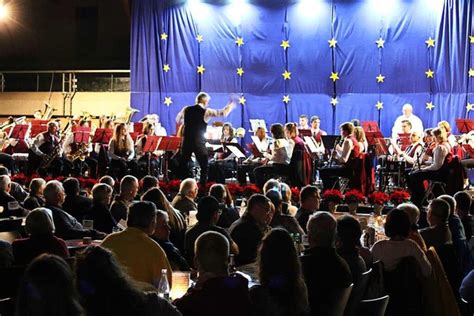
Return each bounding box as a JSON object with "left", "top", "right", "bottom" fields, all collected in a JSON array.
[
  {"left": 41, "top": 102, "right": 57, "bottom": 120},
  {"left": 67, "top": 143, "right": 89, "bottom": 161},
  {"left": 40, "top": 133, "right": 66, "bottom": 169},
  {"left": 0, "top": 116, "right": 26, "bottom": 132},
  {"left": 116, "top": 107, "right": 140, "bottom": 124}
]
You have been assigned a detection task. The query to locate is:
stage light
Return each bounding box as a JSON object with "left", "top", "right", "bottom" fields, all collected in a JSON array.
[
  {"left": 0, "top": 2, "right": 9, "bottom": 20},
  {"left": 295, "top": 0, "right": 324, "bottom": 20},
  {"left": 224, "top": 0, "right": 251, "bottom": 26},
  {"left": 187, "top": 0, "right": 202, "bottom": 10},
  {"left": 367, "top": 0, "right": 398, "bottom": 16}
]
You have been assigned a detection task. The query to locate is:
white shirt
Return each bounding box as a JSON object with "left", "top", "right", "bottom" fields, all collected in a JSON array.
[
  {"left": 391, "top": 114, "right": 424, "bottom": 139},
  {"left": 264, "top": 138, "right": 291, "bottom": 165},
  {"left": 175, "top": 103, "right": 234, "bottom": 124},
  {"left": 401, "top": 142, "right": 423, "bottom": 165},
  {"left": 335, "top": 137, "right": 354, "bottom": 164}
]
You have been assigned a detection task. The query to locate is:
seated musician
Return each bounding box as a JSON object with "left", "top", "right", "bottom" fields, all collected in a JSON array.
[
  {"left": 141, "top": 114, "right": 167, "bottom": 136},
  {"left": 391, "top": 120, "right": 412, "bottom": 151},
  {"left": 392, "top": 131, "right": 424, "bottom": 168},
  {"left": 299, "top": 114, "right": 310, "bottom": 130},
  {"left": 310, "top": 116, "right": 327, "bottom": 144},
  {"left": 354, "top": 126, "right": 368, "bottom": 153},
  {"left": 208, "top": 123, "right": 238, "bottom": 183},
  {"left": 438, "top": 120, "right": 457, "bottom": 148},
  {"left": 319, "top": 122, "right": 360, "bottom": 190},
  {"left": 28, "top": 121, "right": 63, "bottom": 177},
  {"left": 108, "top": 123, "right": 138, "bottom": 179},
  {"left": 237, "top": 127, "right": 269, "bottom": 185},
  {"left": 407, "top": 127, "right": 451, "bottom": 207},
  {"left": 63, "top": 119, "right": 97, "bottom": 178},
  {"left": 254, "top": 123, "right": 291, "bottom": 188},
  {"left": 421, "top": 128, "right": 436, "bottom": 163},
  {"left": 285, "top": 122, "right": 307, "bottom": 187},
  {"left": 95, "top": 119, "right": 114, "bottom": 178},
  {"left": 135, "top": 121, "right": 160, "bottom": 177}
]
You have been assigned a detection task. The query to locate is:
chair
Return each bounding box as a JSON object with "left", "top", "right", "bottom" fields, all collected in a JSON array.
[
  {"left": 357, "top": 295, "right": 390, "bottom": 316},
  {"left": 421, "top": 181, "right": 446, "bottom": 205},
  {"left": 344, "top": 268, "right": 372, "bottom": 316},
  {"left": 331, "top": 284, "right": 354, "bottom": 316}
]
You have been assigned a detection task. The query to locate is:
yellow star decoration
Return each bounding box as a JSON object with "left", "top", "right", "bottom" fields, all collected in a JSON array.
[
  {"left": 425, "top": 69, "right": 435, "bottom": 78},
  {"left": 375, "top": 101, "right": 384, "bottom": 110},
  {"left": 282, "top": 95, "right": 291, "bottom": 104},
  {"left": 469, "top": 68, "right": 474, "bottom": 77},
  {"left": 196, "top": 34, "right": 204, "bottom": 43},
  {"left": 469, "top": 36, "right": 474, "bottom": 44},
  {"left": 160, "top": 33, "right": 168, "bottom": 41},
  {"left": 235, "top": 37, "right": 244, "bottom": 47},
  {"left": 239, "top": 96, "right": 246, "bottom": 105},
  {"left": 282, "top": 70, "right": 292, "bottom": 80},
  {"left": 280, "top": 40, "right": 290, "bottom": 50},
  {"left": 328, "top": 38, "right": 338, "bottom": 48},
  {"left": 425, "top": 37, "right": 435, "bottom": 48},
  {"left": 330, "top": 72, "right": 340, "bottom": 82},
  {"left": 375, "top": 38, "right": 385, "bottom": 48},
  {"left": 331, "top": 98, "right": 339, "bottom": 106},
  {"left": 236, "top": 68, "right": 244, "bottom": 77},
  {"left": 426, "top": 101, "right": 435, "bottom": 111},
  {"left": 163, "top": 64, "right": 171, "bottom": 73},
  {"left": 164, "top": 97, "right": 173, "bottom": 107},
  {"left": 467, "top": 103, "right": 474, "bottom": 112},
  {"left": 376, "top": 74, "right": 385, "bottom": 83},
  {"left": 197, "top": 65, "right": 206, "bottom": 74}
]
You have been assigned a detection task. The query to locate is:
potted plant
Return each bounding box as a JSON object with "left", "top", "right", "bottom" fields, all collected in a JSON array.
[
  {"left": 368, "top": 191, "right": 390, "bottom": 216},
  {"left": 322, "top": 189, "right": 343, "bottom": 214},
  {"left": 344, "top": 190, "right": 365, "bottom": 215},
  {"left": 389, "top": 190, "right": 411, "bottom": 206}
]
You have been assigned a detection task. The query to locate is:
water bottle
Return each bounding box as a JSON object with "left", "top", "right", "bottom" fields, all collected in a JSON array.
[
  {"left": 229, "top": 254, "right": 237, "bottom": 274},
  {"left": 157, "top": 269, "right": 170, "bottom": 300}
]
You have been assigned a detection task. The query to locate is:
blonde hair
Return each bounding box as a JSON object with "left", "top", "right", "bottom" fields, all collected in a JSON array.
[
  {"left": 354, "top": 126, "right": 366, "bottom": 143},
  {"left": 438, "top": 121, "right": 451, "bottom": 133}
]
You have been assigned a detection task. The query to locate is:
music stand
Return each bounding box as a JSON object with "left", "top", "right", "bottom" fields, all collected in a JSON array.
[
  {"left": 157, "top": 136, "right": 182, "bottom": 181},
  {"left": 298, "top": 129, "right": 312, "bottom": 138},
  {"left": 321, "top": 135, "right": 340, "bottom": 151},
  {"left": 143, "top": 135, "right": 160, "bottom": 175},
  {"left": 133, "top": 122, "right": 144, "bottom": 134},
  {"left": 30, "top": 124, "right": 48, "bottom": 138},
  {"left": 31, "top": 119, "right": 50, "bottom": 126},
  {"left": 225, "top": 143, "right": 247, "bottom": 159},
  {"left": 362, "top": 121, "right": 380, "bottom": 133},
  {"left": 73, "top": 127, "right": 91, "bottom": 144},
  {"left": 129, "top": 132, "right": 139, "bottom": 142},
  {"left": 9, "top": 124, "right": 29, "bottom": 140},
  {"left": 247, "top": 143, "right": 263, "bottom": 158},
  {"left": 397, "top": 133, "right": 411, "bottom": 151},
  {"left": 91, "top": 128, "right": 113, "bottom": 145},
  {"left": 456, "top": 118, "right": 474, "bottom": 134}
]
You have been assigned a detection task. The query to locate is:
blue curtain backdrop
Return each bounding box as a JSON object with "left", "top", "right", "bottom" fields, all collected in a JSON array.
[{"left": 130, "top": 0, "right": 474, "bottom": 137}]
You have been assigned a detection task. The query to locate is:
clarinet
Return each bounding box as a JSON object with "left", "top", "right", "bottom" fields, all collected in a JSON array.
[{"left": 329, "top": 137, "right": 342, "bottom": 167}]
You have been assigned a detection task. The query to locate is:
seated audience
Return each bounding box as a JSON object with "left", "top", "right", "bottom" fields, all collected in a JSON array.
[
  {"left": 174, "top": 231, "right": 252, "bottom": 316},
  {"left": 300, "top": 212, "right": 352, "bottom": 316},
  {"left": 99, "top": 175, "right": 116, "bottom": 192},
  {"left": 281, "top": 182, "right": 298, "bottom": 216},
  {"left": 397, "top": 203, "right": 427, "bottom": 251},
  {"left": 295, "top": 185, "right": 321, "bottom": 233},
  {"left": 250, "top": 228, "right": 309, "bottom": 316},
  {"left": 84, "top": 183, "right": 117, "bottom": 234},
  {"left": 266, "top": 190, "right": 304, "bottom": 235},
  {"left": 101, "top": 201, "right": 173, "bottom": 287},
  {"left": 230, "top": 194, "right": 273, "bottom": 265},
  {"left": 0, "top": 166, "right": 28, "bottom": 202},
  {"left": 62, "top": 177, "right": 93, "bottom": 222},
  {"left": 44, "top": 180, "right": 105, "bottom": 240},
  {"left": 110, "top": 175, "right": 139, "bottom": 223},
  {"left": 140, "top": 175, "right": 159, "bottom": 196},
  {"left": 263, "top": 179, "right": 281, "bottom": 194},
  {"left": 16, "top": 254, "right": 84, "bottom": 316},
  {"left": 171, "top": 178, "right": 198, "bottom": 215},
  {"left": 336, "top": 215, "right": 367, "bottom": 282},
  {"left": 454, "top": 191, "right": 473, "bottom": 241},
  {"left": 23, "top": 178, "right": 46, "bottom": 210},
  {"left": 142, "top": 187, "right": 187, "bottom": 252},
  {"left": 420, "top": 198, "right": 453, "bottom": 249},
  {"left": 209, "top": 183, "right": 239, "bottom": 228},
  {"left": 0, "top": 239, "right": 13, "bottom": 268},
  {"left": 76, "top": 245, "right": 181, "bottom": 316},
  {"left": 0, "top": 174, "right": 27, "bottom": 218},
  {"left": 184, "top": 196, "right": 238, "bottom": 266},
  {"left": 371, "top": 209, "right": 431, "bottom": 277},
  {"left": 12, "top": 208, "right": 69, "bottom": 265},
  {"left": 151, "top": 210, "right": 190, "bottom": 271}
]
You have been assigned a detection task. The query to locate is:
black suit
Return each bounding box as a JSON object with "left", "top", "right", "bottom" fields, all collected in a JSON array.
[
  {"left": 62, "top": 195, "right": 93, "bottom": 222},
  {"left": 0, "top": 191, "right": 26, "bottom": 218},
  {"left": 45, "top": 204, "right": 102, "bottom": 240},
  {"left": 84, "top": 202, "right": 117, "bottom": 234}
]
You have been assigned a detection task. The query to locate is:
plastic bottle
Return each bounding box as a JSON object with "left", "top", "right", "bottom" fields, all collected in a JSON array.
[{"left": 157, "top": 269, "right": 170, "bottom": 300}]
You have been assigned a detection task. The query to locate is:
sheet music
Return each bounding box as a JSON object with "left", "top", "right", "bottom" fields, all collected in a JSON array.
[
  {"left": 205, "top": 143, "right": 223, "bottom": 151},
  {"left": 226, "top": 145, "right": 246, "bottom": 159},
  {"left": 251, "top": 136, "right": 267, "bottom": 153},
  {"left": 304, "top": 136, "right": 321, "bottom": 154},
  {"left": 249, "top": 119, "right": 266, "bottom": 132}
]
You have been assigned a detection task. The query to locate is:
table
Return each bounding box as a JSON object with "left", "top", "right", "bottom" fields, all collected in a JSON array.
[{"left": 65, "top": 239, "right": 102, "bottom": 255}]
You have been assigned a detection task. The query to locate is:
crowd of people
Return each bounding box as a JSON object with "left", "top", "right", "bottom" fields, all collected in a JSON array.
[{"left": 0, "top": 170, "right": 474, "bottom": 315}]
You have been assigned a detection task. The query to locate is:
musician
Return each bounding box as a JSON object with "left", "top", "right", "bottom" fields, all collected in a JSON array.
[
  {"left": 299, "top": 114, "right": 310, "bottom": 129},
  {"left": 391, "top": 103, "right": 424, "bottom": 139},
  {"left": 254, "top": 123, "right": 291, "bottom": 188},
  {"left": 395, "top": 131, "right": 424, "bottom": 167},
  {"left": 285, "top": 122, "right": 307, "bottom": 187},
  {"left": 175, "top": 92, "right": 235, "bottom": 185},
  {"left": 208, "top": 123, "right": 238, "bottom": 183},
  {"left": 408, "top": 127, "right": 451, "bottom": 207},
  {"left": 421, "top": 128, "right": 436, "bottom": 163},
  {"left": 29, "top": 121, "right": 63, "bottom": 177},
  {"left": 141, "top": 114, "right": 167, "bottom": 136},
  {"left": 354, "top": 126, "right": 368, "bottom": 153},
  {"left": 108, "top": 123, "right": 138, "bottom": 179},
  {"left": 95, "top": 119, "right": 114, "bottom": 178},
  {"left": 319, "top": 122, "right": 360, "bottom": 190},
  {"left": 237, "top": 127, "right": 269, "bottom": 185},
  {"left": 310, "top": 116, "right": 327, "bottom": 145},
  {"left": 63, "top": 119, "right": 97, "bottom": 178},
  {"left": 135, "top": 121, "right": 160, "bottom": 177},
  {"left": 438, "top": 120, "right": 457, "bottom": 148}
]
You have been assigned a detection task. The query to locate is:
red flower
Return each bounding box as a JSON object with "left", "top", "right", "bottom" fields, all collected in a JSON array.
[
  {"left": 344, "top": 189, "right": 365, "bottom": 204},
  {"left": 368, "top": 191, "right": 390, "bottom": 205},
  {"left": 167, "top": 180, "right": 182, "bottom": 192},
  {"left": 322, "top": 189, "right": 343, "bottom": 203},
  {"left": 227, "top": 183, "right": 243, "bottom": 197},
  {"left": 290, "top": 187, "right": 301, "bottom": 201},
  {"left": 389, "top": 190, "right": 411, "bottom": 204},
  {"left": 242, "top": 184, "right": 260, "bottom": 198}
]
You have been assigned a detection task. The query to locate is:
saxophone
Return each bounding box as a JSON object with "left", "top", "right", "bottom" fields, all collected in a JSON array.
[
  {"left": 67, "top": 143, "right": 89, "bottom": 161},
  {"left": 40, "top": 133, "right": 66, "bottom": 168}
]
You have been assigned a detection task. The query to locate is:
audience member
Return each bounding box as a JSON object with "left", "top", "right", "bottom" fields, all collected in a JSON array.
[
  {"left": 0, "top": 174, "right": 27, "bottom": 218},
  {"left": 110, "top": 175, "right": 138, "bottom": 223},
  {"left": 12, "top": 208, "right": 69, "bottom": 265},
  {"left": 371, "top": 209, "right": 431, "bottom": 277},
  {"left": 460, "top": 269, "right": 474, "bottom": 305},
  {"left": 397, "top": 203, "right": 427, "bottom": 251},
  {"left": 101, "top": 201, "right": 173, "bottom": 287},
  {"left": 174, "top": 231, "right": 252, "bottom": 316},
  {"left": 0, "top": 166, "right": 28, "bottom": 202},
  {"left": 184, "top": 196, "right": 238, "bottom": 266},
  {"left": 280, "top": 182, "right": 298, "bottom": 216},
  {"left": 0, "top": 239, "right": 13, "bottom": 268},
  {"left": 230, "top": 194, "right": 273, "bottom": 265},
  {"left": 250, "top": 228, "right": 309, "bottom": 316},
  {"left": 300, "top": 212, "right": 352, "bottom": 316},
  {"left": 23, "top": 178, "right": 46, "bottom": 210},
  {"left": 266, "top": 190, "right": 304, "bottom": 235},
  {"left": 209, "top": 183, "right": 239, "bottom": 228},
  {"left": 295, "top": 185, "right": 320, "bottom": 233},
  {"left": 76, "top": 245, "right": 181, "bottom": 316},
  {"left": 140, "top": 175, "right": 159, "bottom": 195},
  {"left": 62, "top": 177, "right": 93, "bottom": 222},
  {"left": 84, "top": 183, "right": 117, "bottom": 234},
  {"left": 454, "top": 191, "right": 473, "bottom": 240},
  {"left": 171, "top": 178, "right": 198, "bottom": 215},
  {"left": 336, "top": 215, "right": 367, "bottom": 282},
  {"left": 16, "top": 254, "right": 84, "bottom": 316},
  {"left": 99, "top": 175, "right": 115, "bottom": 192},
  {"left": 151, "top": 210, "right": 190, "bottom": 271},
  {"left": 44, "top": 180, "right": 105, "bottom": 240},
  {"left": 263, "top": 179, "right": 280, "bottom": 194},
  {"left": 420, "top": 198, "right": 453, "bottom": 248}
]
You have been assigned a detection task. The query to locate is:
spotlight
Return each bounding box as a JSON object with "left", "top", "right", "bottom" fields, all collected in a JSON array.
[{"left": 0, "top": 3, "right": 9, "bottom": 20}]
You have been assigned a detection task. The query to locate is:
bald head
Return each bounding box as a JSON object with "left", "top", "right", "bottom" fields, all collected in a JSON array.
[{"left": 307, "top": 211, "right": 337, "bottom": 248}]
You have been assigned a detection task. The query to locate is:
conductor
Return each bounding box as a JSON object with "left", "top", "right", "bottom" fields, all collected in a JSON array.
[{"left": 176, "top": 92, "right": 236, "bottom": 185}]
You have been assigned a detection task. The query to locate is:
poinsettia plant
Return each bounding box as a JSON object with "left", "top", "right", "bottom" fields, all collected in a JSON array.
[
  {"left": 368, "top": 191, "right": 390, "bottom": 205},
  {"left": 322, "top": 189, "right": 343, "bottom": 203},
  {"left": 389, "top": 190, "right": 411, "bottom": 205},
  {"left": 344, "top": 189, "right": 365, "bottom": 204}
]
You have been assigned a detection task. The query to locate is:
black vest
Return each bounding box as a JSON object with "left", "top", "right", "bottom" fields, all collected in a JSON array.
[
  {"left": 183, "top": 104, "right": 207, "bottom": 143},
  {"left": 39, "top": 132, "right": 57, "bottom": 155}
]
